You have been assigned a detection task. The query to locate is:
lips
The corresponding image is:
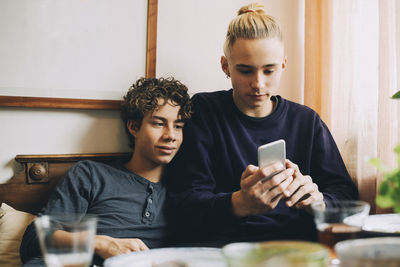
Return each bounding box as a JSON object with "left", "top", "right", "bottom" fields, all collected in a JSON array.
[
  {"left": 248, "top": 94, "right": 267, "bottom": 101},
  {"left": 156, "top": 145, "right": 177, "bottom": 155}
]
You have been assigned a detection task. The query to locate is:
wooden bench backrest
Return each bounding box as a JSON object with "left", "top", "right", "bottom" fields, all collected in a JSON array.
[{"left": 0, "top": 153, "right": 131, "bottom": 214}]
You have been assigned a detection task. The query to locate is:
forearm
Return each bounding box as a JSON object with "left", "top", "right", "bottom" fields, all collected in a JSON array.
[
  {"left": 94, "top": 235, "right": 112, "bottom": 257},
  {"left": 52, "top": 229, "right": 91, "bottom": 248},
  {"left": 52, "top": 232, "right": 112, "bottom": 260}
]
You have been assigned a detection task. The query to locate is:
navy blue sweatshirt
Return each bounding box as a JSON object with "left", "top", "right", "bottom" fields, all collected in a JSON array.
[{"left": 166, "top": 89, "right": 358, "bottom": 245}]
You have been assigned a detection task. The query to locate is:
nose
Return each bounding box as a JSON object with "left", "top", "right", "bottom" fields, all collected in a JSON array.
[
  {"left": 250, "top": 72, "right": 265, "bottom": 93},
  {"left": 163, "top": 125, "right": 176, "bottom": 142}
]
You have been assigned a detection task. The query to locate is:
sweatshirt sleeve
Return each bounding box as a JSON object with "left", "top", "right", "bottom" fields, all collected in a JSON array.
[
  {"left": 166, "top": 95, "right": 240, "bottom": 233},
  {"left": 310, "top": 117, "right": 359, "bottom": 207}
]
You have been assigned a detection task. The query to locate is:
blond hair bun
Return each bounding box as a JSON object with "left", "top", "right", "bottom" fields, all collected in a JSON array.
[
  {"left": 223, "top": 2, "right": 282, "bottom": 57},
  {"left": 237, "top": 3, "right": 266, "bottom": 16}
]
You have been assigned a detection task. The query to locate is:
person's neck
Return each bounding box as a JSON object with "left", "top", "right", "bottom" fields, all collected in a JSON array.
[
  {"left": 124, "top": 154, "right": 164, "bottom": 183},
  {"left": 251, "top": 101, "right": 275, "bottom": 117}
]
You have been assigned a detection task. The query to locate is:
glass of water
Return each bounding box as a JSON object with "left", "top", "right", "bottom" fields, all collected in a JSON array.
[{"left": 34, "top": 214, "right": 97, "bottom": 267}]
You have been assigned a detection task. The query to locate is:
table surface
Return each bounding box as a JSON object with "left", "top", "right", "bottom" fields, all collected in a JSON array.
[{"left": 103, "top": 213, "right": 400, "bottom": 267}]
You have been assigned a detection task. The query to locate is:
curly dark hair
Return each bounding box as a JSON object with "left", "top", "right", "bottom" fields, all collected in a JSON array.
[{"left": 121, "top": 77, "right": 192, "bottom": 149}]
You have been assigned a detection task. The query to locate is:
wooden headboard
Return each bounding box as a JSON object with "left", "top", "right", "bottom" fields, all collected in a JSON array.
[{"left": 0, "top": 153, "right": 131, "bottom": 215}]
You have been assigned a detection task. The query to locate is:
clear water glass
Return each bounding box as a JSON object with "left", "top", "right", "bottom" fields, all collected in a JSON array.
[{"left": 34, "top": 214, "right": 97, "bottom": 267}]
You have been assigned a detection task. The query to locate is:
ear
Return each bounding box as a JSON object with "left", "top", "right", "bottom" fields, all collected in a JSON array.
[
  {"left": 281, "top": 56, "right": 287, "bottom": 70},
  {"left": 221, "top": 56, "right": 230, "bottom": 76},
  {"left": 126, "top": 120, "right": 139, "bottom": 137}
]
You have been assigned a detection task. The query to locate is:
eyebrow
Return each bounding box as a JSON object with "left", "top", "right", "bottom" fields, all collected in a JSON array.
[
  {"left": 236, "top": 63, "right": 278, "bottom": 68},
  {"left": 151, "top": 115, "right": 184, "bottom": 123}
]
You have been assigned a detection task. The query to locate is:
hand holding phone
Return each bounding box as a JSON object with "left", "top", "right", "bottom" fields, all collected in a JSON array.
[
  {"left": 232, "top": 140, "right": 288, "bottom": 216},
  {"left": 258, "top": 139, "right": 286, "bottom": 181}
]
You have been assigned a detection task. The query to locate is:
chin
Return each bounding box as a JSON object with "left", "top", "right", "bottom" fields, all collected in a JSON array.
[
  {"left": 248, "top": 101, "right": 267, "bottom": 108},
  {"left": 155, "top": 156, "right": 174, "bottom": 165}
]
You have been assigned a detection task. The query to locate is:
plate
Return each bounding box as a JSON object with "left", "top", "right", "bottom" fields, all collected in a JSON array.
[
  {"left": 362, "top": 213, "right": 400, "bottom": 235},
  {"left": 103, "top": 247, "right": 226, "bottom": 267},
  {"left": 335, "top": 237, "right": 400, "bottom": 264}
]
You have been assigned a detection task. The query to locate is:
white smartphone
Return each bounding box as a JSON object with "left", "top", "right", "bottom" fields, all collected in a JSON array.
[{"left": 258, "top": 139, "right": 286, "bottom": 181}]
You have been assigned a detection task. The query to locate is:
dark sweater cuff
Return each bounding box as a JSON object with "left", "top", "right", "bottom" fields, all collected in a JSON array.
[{"left": 211, "top": 192, "right": 242, "bottom": 226}]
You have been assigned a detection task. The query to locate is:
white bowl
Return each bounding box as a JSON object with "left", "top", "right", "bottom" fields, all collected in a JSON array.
[
  {"left": 222, "top": 241, "right": 329, "bottom": 267},
  {"left": 335, "top": 237, "right": 400, "bottom": 267}
]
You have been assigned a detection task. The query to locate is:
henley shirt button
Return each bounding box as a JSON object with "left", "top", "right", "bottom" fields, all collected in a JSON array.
[
  {"left": 148, "top": 198, "right": 153, "bottom": 204},
  {"left": 148, "top": 185, "right": 154, "bottom": 192},
  {"left": 145, "top": 211, "right": 151, "bottom": 217}
]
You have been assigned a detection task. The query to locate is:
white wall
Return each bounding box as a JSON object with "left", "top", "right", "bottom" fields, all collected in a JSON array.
[
  {"left": 157, "top": 0, "right": 305, "bottom": 102},
  {"left": 0, "top": 108, "right": 129, "bottom": 182},
  {"left": 0, "top": 0, "right": 147, "bottom": 99},
  {"left": 0, "top": 0, "right": 305, "bottom": 183}
]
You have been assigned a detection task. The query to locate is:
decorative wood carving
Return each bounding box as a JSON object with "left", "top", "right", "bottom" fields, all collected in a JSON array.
[{"left": 28, "top": 162, "right": 49, "bottom": 182}]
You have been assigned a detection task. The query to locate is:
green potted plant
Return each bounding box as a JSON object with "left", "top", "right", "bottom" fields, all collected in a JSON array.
[{"left": 368, "top": 90, "right": 400, "bottom": 213}]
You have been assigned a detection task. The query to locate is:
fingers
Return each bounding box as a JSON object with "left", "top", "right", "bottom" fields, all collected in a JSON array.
[
  {"left": 243, "top": 163, "right": 291, "bottom": 198},
  {"left": 243, "top": 162, "right": 285, "bottom": 182},
  {"left": 283, "top": 174, "right": 312, "bottom": 198},
  {"left": 108, "top": 238, "right": 149, "bottom": 258},
  {"left": 238, "top": 161, "right": 324, "bottom": 216},
  {"left": 136, "top": 239, "right": 149, "bottom": 251},
  {"left": 269, "top": 192, "right": 284, "bottom": 207},
  {"left": 241, "top": 164, "right": 259, "bottom": 181},
  {"left": 285, "top": 181, "right": 314, "bottom": 206},
  {"left": 240, "top": 160, "right": 325, "bottom": 214},
  {"left": 263, "top": 167, "right": 293, "bottom": 188},
  {"left": 281, "top": 163, "right": 324, "bottom": 209},
  {"left": 294, "top": 191, "right": 323, "bottom": 209},
  {"left": 285, "top": 159, "right": 299, "bottom": 171},
  {"left": 242, "top": 162, "right": 285, "bottom": 187},
  {"left": 126, "top": 238, "right": 149, "bottom": 252},
  {"left": 244, "top": 163, "right": 292, "bottom": 198},
  {"left": 284, "top": 175, "right": 323, "bottom": 208},
  {"left": 262, "top": 162, "right": 286, "bottom": 181},
  {"left": 264, "top": 174, "right": 293, "bottom": 198}
]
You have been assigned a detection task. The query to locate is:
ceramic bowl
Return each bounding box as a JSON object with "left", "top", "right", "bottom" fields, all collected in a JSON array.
[
  {"left": 222, "top": 240, "right": 329, "bottom": 267},
  {"left": 335, "top": 237, "right": 400, "bottom": 267}
]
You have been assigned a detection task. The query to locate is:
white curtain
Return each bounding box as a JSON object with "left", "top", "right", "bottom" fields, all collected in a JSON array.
[{"left": 305, "top": 0, "right": 400, "bottom": 213}]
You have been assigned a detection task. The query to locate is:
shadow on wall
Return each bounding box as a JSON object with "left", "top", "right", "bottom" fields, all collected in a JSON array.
[{"left": 78, "top": 108, "right": 130, "bottom": 153}]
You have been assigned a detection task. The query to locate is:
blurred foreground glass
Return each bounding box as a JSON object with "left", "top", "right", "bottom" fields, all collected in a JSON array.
[
  {"left": 34, "top": 214, "right": 97, "bottom": 267},
  {"left": 222, "top": 241, "right": 329, "bottom": 267},
  {"left": 311, "top": 200, "right": 370, "bottom": 254}
]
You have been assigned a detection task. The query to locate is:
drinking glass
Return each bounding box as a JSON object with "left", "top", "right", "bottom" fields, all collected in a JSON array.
[
  {"left": 311, "top": 200, "right": 370, "bottom": 264},
  {"left": 34, "top": 214, "right": 97, "bottom": 267}
]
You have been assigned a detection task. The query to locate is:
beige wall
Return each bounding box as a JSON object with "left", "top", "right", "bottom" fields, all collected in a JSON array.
[{"left": 0, "top": 0, "right": 305, "bottom": 183}]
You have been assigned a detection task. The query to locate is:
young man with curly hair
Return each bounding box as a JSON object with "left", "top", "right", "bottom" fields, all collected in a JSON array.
[{"left": 20, "top": 77, "right": 192, "bottom": 266}]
